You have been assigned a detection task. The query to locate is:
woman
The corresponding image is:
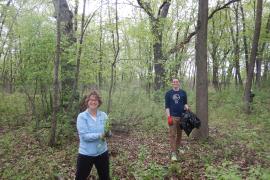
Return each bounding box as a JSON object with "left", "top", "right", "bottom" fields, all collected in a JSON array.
[{"left": 76, "top": 90, "right": 110, "bottom": 180}]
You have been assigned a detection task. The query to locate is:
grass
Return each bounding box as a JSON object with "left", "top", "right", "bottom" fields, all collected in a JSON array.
[{"left": 0, "top": 86, "right": 270, "bottom": 179}]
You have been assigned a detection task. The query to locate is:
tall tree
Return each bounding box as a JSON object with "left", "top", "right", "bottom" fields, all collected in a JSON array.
[
  {"left": 240, "top": 1, "right": 249, "bottom": 76},
  {"left": 72, "top": 0, "right": 86, "bottom": 104},
  {"left": 256, "top": 12, "right": 270, "bottom": 86},
  {"left": 262, "top": 13, "right": 270, "bottom": 81},
  {"left": 73, "top": 0, "right": 78, "bottom": 33},
  {"left": 98, "top": 0, "right": 104, "bottom": 89},
  {"left": 193, "top": 0, "right": 209, "bottom": 139},
  {"left": 244, "top": 0, "right": 263, "bottom": 113},
  {"left": 137, "top": 0, "right": 171, "bottom": 90},
  {"left": 208, "top": 11, "right": 227, "bottom": 90},
  {"left": 229, "top": 3, "right": 242, "bottom": 86},
  {"left": 49, "top": 0, "right": 61, "bottom": 147},
  {"left": 0, "top": 0, "right": 12, "bottom": 38},
  {"left": 107, "top": 0, "right": 120, "bottom": 114},
  {"left": 52, "top": 0, "right": 75, "bottom": 110}
]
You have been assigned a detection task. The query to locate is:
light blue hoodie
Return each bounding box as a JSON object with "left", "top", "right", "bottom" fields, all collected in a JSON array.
[{"left": 77, "top": 110, "right": 108, "bottom": 156}]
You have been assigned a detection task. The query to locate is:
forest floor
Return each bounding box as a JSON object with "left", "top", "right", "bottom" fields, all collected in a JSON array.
[
  {"left": 1, "top": 88, "right": 270, "bottom": 179},
  {"left": 1, "top": 122, "right": 269, "bottom": 179}
]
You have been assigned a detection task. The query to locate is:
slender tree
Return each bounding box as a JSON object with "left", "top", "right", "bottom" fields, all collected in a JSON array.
[
  {"left": 72, "top": 0, "right": 86, "bottom": 103},
  {"left": 98, "top": 0, "right": 104, "bottom": 89},
  {"left": 107, "top": 0, "right": 120, "bottom": 114},
  {"left": 229, "top": 3, "right": 242, "bottom": 86},
  {"left": 256, "top": 12, "right": 270, "bottom": 86},
  {"left": 240, "top": 1, "right": 249, "bottom": 76},
  {"left": 262, "top": 13, "right": 270, "bottom": 81},
  {"left": 49, "top": 0, "right": 61, "bottom": 147},
  {"left": 244, "top": 0, "right": 263, "bottom": 114}
]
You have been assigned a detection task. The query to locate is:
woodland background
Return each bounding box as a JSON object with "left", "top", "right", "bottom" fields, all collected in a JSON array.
[{"left": 0, "top": 0, "right": 270, "bottom": 179}]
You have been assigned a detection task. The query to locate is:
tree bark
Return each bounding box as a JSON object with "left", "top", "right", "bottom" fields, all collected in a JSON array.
[
  {"left": 262, "top": 13, "right": 270, "bottom": 81},
  {"left": 240, "top": 1, "right": 249, "bottom": 76},
  {"left": 72, "top": 0, "right": 86, "bottom": 103},
  {"left": 233, "top": 3, "right": 242, "bottom": 86},
  {"left": 52, "top": 0, "right": 75, "bottom": 110},
  {"left": 74, "top": 0, "right": 78, "bottom": 33},
  {"left": 49, "top": 0, "right": 61, "bottom": 147},
  {"left": 107, "top": 0, "right": 120, "bottom": 114},
  {"left": 192, "top": 0, "right": 209, "bottom": 139},
  {"left": 262, "top": 58, "right": 269, "bottom": 81},
  {"left": 0, "top": 0, "right": 12, "bottom": 38},
  {"left": 256, "top": 12, "right": 270, "bottom": 86},
  {"left": 209, "top": 15, "right": 223, "bottom": 90},
  {"left": 244, "top": 0, "right": 263, "bottom": 114},
  {"left": 98, "top": 0, "right": 104, "bottom": 89}
]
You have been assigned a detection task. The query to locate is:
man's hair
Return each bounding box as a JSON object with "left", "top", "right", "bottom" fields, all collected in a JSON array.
[{"left": 171, "top": 77, "right": 180, "bottom": 82}]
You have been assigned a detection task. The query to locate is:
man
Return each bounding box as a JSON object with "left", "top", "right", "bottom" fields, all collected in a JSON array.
[{"left": 165, "top": 78, "right": 189, "bottom": 161}]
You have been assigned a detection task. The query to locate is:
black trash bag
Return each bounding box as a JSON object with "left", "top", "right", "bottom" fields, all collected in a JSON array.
[{"left": 180, "top": 111, "right": 201, "bottom": 136}]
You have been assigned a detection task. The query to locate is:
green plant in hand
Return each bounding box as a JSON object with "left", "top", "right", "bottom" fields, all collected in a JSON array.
[
  {"left": 104, "top": 116, "right": 111, "bottom": 135},
  {"left": 101, "top": 117, "right": 112, "bottom": 141}
]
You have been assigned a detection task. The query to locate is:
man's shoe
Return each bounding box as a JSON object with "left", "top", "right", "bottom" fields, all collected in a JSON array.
[
  {"left": 178, "top": 148, "right": 185, "bottom": 155},
  {"left": 171, "top": 152, "right": 177, "bottom": 161}
]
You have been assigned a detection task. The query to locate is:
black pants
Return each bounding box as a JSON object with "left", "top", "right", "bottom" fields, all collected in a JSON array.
[{"left": 75, "top": 151, "right": 110, "bottom": 180}]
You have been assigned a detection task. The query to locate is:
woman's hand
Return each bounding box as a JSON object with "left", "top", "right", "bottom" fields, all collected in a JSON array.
[
  {"left": 100, "top": 131, "right": 112, "bottom": 141},
  {"left": 105, "top": 130, "right": 112, "bottom": 138}
]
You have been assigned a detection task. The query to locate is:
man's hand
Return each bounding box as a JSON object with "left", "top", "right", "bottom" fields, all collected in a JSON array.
[
  {"left": 184, "top": 104, "right": 189, "bottom": 111},
  {"left": 167, "top": 116, "right": 173, "bottom": 126}
]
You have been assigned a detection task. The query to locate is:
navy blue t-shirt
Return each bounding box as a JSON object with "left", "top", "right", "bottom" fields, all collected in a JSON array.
[{"left": 165, "top": 89, "right": 187, "bottom": 117}]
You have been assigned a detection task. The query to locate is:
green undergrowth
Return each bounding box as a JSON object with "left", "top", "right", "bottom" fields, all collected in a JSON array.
[
  {"left": 100, "top": 88, "right": 167, "bottom": 133},
  {"left": 1, "top": 86, "right": 270, "bottom": 179},
  {"left": 206, "top": 87, "right": 270, "bottom": 179},
  {"left": 0, "top": 92, "right": 27, "bottom": 127},
  {"left": 0, "top": 127, "right": 78, "bottom": 179}
]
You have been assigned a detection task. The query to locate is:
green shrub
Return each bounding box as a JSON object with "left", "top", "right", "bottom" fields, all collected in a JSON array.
[{"left": 0, "top": 93, "right": 27, "bottom": 127}]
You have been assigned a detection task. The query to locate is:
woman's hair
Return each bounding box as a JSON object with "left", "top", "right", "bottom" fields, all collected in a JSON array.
[{"left": 79, "top": 90, "right": 102, "bottom": 112}]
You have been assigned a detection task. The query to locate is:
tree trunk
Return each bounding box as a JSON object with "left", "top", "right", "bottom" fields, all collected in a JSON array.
[
  {"left": 137, "top": 0, "right": 171, "bottom": 90},
  {"left": 226, "top": 60, "right": 234, "bottom": 87},
  {"left": 193, "top": 0, "right": 209, "bottom": 139},
  {"left": 72, "top": 0, "right": 86, "bottom": 104},
  {"left": 240, "top": 1, "right": 249, "bottom": 76},
  {"left": 49, "top": 0, "right": 61, "bottom": 147},
  {"left": 263, "top": 59, "right": 269, "bottom": 81},
  {"left": 9, "top": 51, "right": 13, "bottom": 93},
  {"left": 74, "top": 0, "right": 78, "bottom": 33},
  {"left": 209, "top": 17, "right": 219, "bottom": 90},
  {"left": 234, "top": 3, "right": 242, "bottom": 86},
  {"left": 229, "top": 4, "right": 242, "bottom": 86},
  {"left": 244, "top": 0, "right": 263, "bottom": 114},
  {"left": 107, "top": 0, "right": 120, "bottom": 114},
  {"left": 53, "top": 0, "right": 75, "bottom": 110},
  {"left": 152, "top": 19, "right": 165, "bottom": 90},
  {"left": 98, "top": 0, "right": 104, "bottom": 89},
  {"left": 257, "top": 12, "right": 270, "bottom": 85},
  {"left": 0, "top": 0, "right": 12, "bottom": 38},
  {"left": 255, "top": 57, "right": 262, "bottom": 87}
]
